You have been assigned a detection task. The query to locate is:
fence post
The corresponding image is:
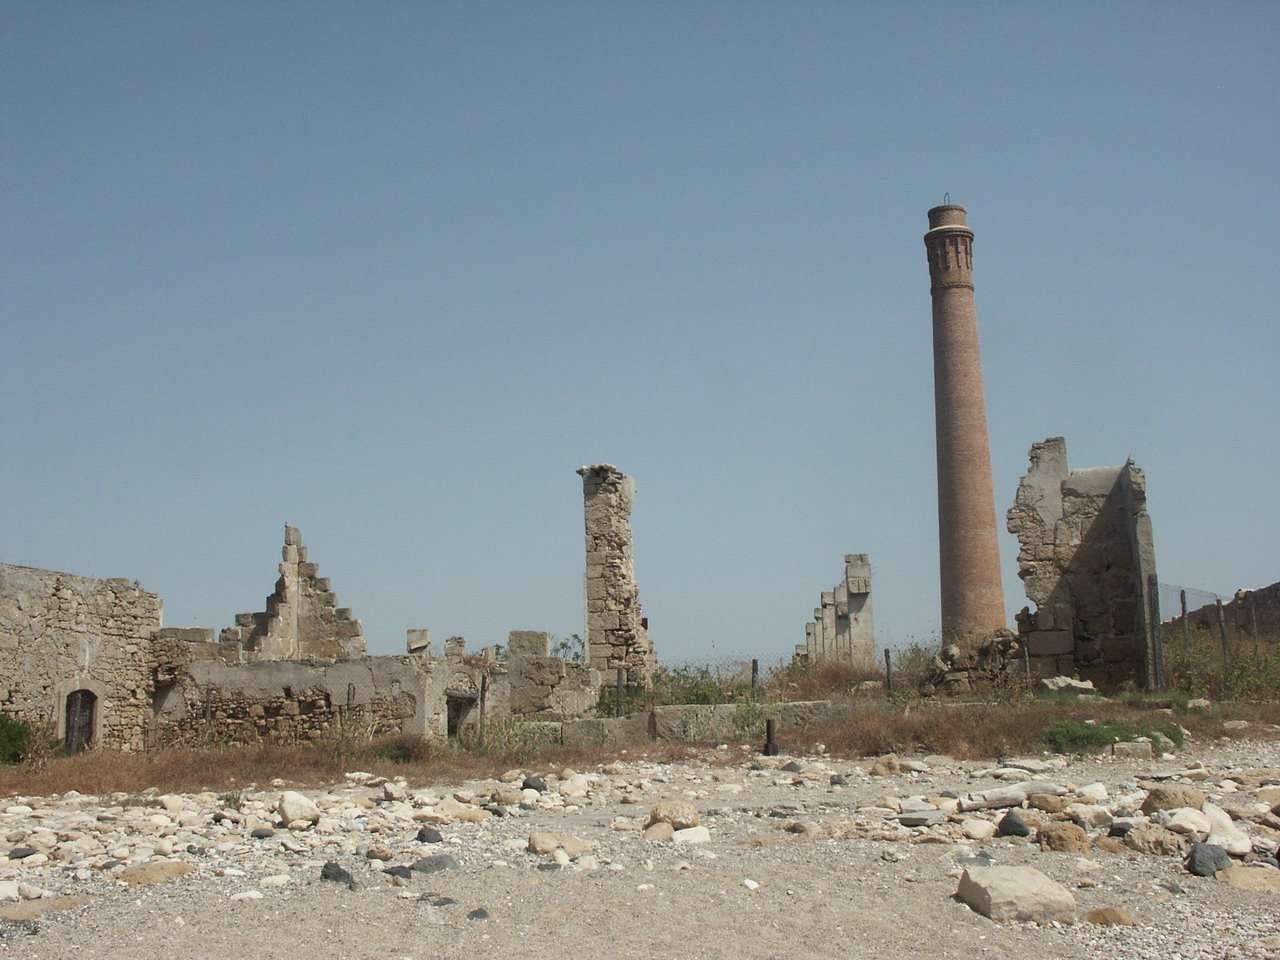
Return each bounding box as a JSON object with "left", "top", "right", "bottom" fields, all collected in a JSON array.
[
  {"left": 1216, "top": 598, "right": 1231, "bottom": 700},
  {"left": 478, "top": 673, "right": 488, "bottom": 748},
  {"left": 884, "top": 648, "right": 892, "bottom": 696},
  {"left": 1148, "top": 574, "right": 1165, "bottom": 691},
  {"left": 1249, "top": 592, "right": 1259, "bottom": 658},
  {"left": 615, "top": 667, "right": 625, "bottom": 719},
  {"left": 1180, "top": 589, "right": 1190, "bottom": 665},
  {"left": 751, "top": 659, "right": 759, "bottom": 698},
  {"left": 763, "top": 718, "right": 779, "bottom": 756}
]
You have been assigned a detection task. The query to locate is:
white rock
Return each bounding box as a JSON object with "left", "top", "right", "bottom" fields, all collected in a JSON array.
[
  {"left": 743, "top": 878, "right": 760, "bottom": 890},
  {"left": 956, "top": 866, "right": 1077, "bottom": 923},
  {"left": 673, "top": 826, "right": 711, "bottom": 844},
  {"left": 1166, "top": 808, "right": 1212, "bottom": 837},
  {"left": 1203, "top": 801, "right": 1252, "bottom": 856},
  {"left": 277, "top": 792, "right": 320, "bottom": 825},
  {"left": 259, "top": 875, "right": 291, "bottom": 887},
  {"left": 0, "top": 880, "right": 18, "bottom": 902},
  {"left": 962, "top": 819, "right": 997, "bottom": 840},
  {"left": 231, "top": 890, "right": 264, "bottom": 900},
  {"left": 1077, "top": 783, "right": 1109, "bottom": 802}
]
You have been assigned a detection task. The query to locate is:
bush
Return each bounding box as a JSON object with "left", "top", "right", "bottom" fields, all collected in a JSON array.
[{"left": 0, "top": 716, "right": 32, "bottom": 765}]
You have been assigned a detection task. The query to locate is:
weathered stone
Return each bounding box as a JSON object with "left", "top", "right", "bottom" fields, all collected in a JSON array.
[
  {"left": 1037, "top": 822, "right": 1090, "bottom": 854},
  {"left": 1141, "top": 785, "right": 1205, "bottom": 814},
  {"left": 998, "top": 810, "right": 1032, "bottom": 837},
  {"left": 1086, "top": 906, "right": 1135, "bottom": 926},
  {"left": 648, "top": 800, "right": 700, "bottom": 831},
  {"left": 1112, "top": 740, "right": 1155, "bottom": 760},
  {"left": 1124, "top": 824, "right": 1187, "bottom": 856},
  {"left": 1202, "top": 802, "right": 1253, "bottom": 857},
  {"left": 277, "top": 792, "right": 319, "bottom": 825},
  {"left": 955, "top": 866, "right": 1076, "bottom": 923},
  {"left": 1217, "top": 866, "right": 1280, "bottom": 894}
]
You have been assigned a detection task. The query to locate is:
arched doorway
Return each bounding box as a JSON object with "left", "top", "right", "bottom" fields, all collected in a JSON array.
[
  {"left": 65, "top": 690, "right": 97, "bottom": 754},
  {"left": 444, "top": 674, "right": 478, "bottom": 739}
]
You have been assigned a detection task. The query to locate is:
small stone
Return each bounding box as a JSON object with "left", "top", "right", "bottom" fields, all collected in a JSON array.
[
  {"left": 119, "top": 862, "right": 195, "bottom": 887},
  {"left": 643, "top": 822, "right": 675, "bottom": 842},
  {"left": 1124, "top": 824, "right": 1186, "bottom": 856},
  {"left": 277, "top": 791, "right": 320, "bottom": 825},
  {"left": 320, "top": 862, "right": 356, "bottom": 890},
  {"left": 673, "top": 826, "right": 711, "bottom": 844},
  {"left": 997, "top": 811, "right": 1032, "bottom": 838},
  {"left": 230, "top": 890, "right": 263, "bottom": 901},
  {"left": 830, "top": 775, "right": 849, "bottom": 787},
  {"left": 743, "top": 878, "right": 759, "bottom": 890},
  {"left": 1141, "top": 785, "right": 1205, "bottom": 814},
  {"left": 1037, "top": 822, "right": 1090, "bottom": 854},
  {"left": 411, "top": 855, "right": 459, "bottom": 875},
  {"left": 416, "top": 827, "right": 444, "bottom": 844},
  {"left": 522, "top": 777, "right": 548, "bottom": 793},
  {"left": 250, "top": 827, "right": 275, "bottom": 840},
  {"left": 466, "top": 907, "right": 489, "bottom": 920},
  {"left": 1217, "top": 865, "right": 1280, "bottom": 893},
  {"left": 1086, "top": 906, "right": 1135, "bottom": 926}
]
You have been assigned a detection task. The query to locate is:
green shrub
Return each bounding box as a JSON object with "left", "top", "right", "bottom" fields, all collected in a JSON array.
[{"left": 0, "top": 715, "right": 32, "bottom": 765}]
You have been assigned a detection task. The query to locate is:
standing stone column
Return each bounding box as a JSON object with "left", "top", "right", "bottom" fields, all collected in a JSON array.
[
  {"left": 577, "top": 464, "right": 656, "bottom": 687},
  {"left": 924, "top": 204, "right": 1007, "bottom": 640}
]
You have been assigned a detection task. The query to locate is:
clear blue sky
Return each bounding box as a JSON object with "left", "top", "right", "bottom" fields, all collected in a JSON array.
[{"left": 3, "top": 2, "right": 1277, "bottom": 662}]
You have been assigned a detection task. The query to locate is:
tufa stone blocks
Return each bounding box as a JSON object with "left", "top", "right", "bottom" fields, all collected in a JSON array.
[{"left": 795, "top": 554, "right": 876, "bottom": 668}]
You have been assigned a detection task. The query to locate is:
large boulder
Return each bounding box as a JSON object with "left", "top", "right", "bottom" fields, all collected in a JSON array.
[
  {"left": 648, "top": 800, "right": 700, "bottom": 831},
  {"left": 1141, "top": 785, "right": 1205, "bottom": 814},
  {"left": 956, "top": 866, "right": 1076, "bottom": 923},
  {"left": 277, "top": 791, "right": 320, "bottom": 825}
]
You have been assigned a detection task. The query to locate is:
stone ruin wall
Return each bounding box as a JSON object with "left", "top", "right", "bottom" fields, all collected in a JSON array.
[
  {"left": 218, "top": 525, "right": 365, "bottom": 662},
  {"left": 796, "top": 554, "right": 876, "bottom": 669},
  {"left": 578, "top": 464, "right": 656, "bottom": 686},
  {"left": 0, "top": 563, "right": 162, "bottom": 751},
  {"left": 1, "top": 521, "right": 605, "bottom": 752},
  {"left": 1006, "top": 437, "right": 1157, "bottom": 689}
]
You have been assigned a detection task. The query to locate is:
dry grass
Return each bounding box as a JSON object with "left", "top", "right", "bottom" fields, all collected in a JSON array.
[
  {"left": 767, "top": 660, "right": 884, "bottom": 702},
  {"left": 775, "top": 696, "right": 1280, "bottom": 761},
  {"left": 0, "top": 735, "right": 708, "bottom": 799}
]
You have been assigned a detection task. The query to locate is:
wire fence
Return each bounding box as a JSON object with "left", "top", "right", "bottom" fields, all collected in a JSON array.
[{"left": 1156, "top": 580, "right": 1278, "bottom": 699}]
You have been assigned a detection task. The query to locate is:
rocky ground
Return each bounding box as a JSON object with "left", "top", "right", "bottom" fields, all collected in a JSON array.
[{"left": 1, "top": 733, "right": 1278, "bottom": 960}]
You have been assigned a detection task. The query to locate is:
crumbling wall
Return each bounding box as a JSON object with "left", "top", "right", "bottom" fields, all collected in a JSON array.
[
  {"left": 578, "top": 464, "right": 656, "bottom": 686},
  {"left": 0, "top": 563, "right": 162, "bottom": 750},
  {"left": 506, "top": 630, "right": 600, "bottom": 717},
  {"left": 219, "top": 525, "right": 365, "bottom": 662},
  {"left": 1007, "top": 437, "right": 1158, "bottom": 689},
  {"left": 1163, "top": 581, "right": 1280, "bottom": 644},
  {"left": 796, "top": 554, "right": 876, "bottom": 668}
]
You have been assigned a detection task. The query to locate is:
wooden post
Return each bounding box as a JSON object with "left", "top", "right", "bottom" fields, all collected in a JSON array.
[
  {"left": 478, "top": 673, "right": 488, "bottom": 748},
  {"left": 763, "top": 718, "right": 780, "bottom": 756},
  {"left": 1249, "top": 591, "right": 1259, "bottom": 659},
  {"left": 1216, "top": 598, "right": 1231, "bottom": 700},
  {"left": 884, "top": 648, "right": 892, "bottom": 696},
  {"left": 615, "top": 667, "right": 625, "bottom": 719},
  {"left": 751, "top": 659, "right": 759, "bottom": 697},
  {"left": 1148, "top": 574, "right": 1165, "bottom": 691}
]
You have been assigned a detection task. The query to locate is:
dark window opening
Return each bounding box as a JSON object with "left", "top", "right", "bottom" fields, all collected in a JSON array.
[{"left": 65, "top": 690, "right": 96, "bottom": 754}]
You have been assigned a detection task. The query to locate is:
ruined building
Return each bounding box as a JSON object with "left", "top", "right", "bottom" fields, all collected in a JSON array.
[
  {"left": 924, "top": 204, "right": 1007, "bottom": 640},
  {"left": 797, "top": 555, "right": 876, "bottom": 668},
  {"left": 578, "top": 464, "right": 657, "bottom": 686},
  {"left": 1007, "top": 437, "right": 1159, "bottom": 688},
  {"left": 1, "top": 525, "right": 601, "bottom": 752}
]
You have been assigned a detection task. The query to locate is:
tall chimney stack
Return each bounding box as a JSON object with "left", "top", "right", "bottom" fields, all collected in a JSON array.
[{"left": 924, "top": 204, "right": 1007, "bottom": 641}]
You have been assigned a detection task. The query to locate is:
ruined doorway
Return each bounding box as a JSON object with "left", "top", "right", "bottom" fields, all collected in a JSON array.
[
  {"left": 446, "top": 693, "right": 475, "bottom": 739},
  {"left": 65, "top": 689, "right": 96, "bottom": 754}
]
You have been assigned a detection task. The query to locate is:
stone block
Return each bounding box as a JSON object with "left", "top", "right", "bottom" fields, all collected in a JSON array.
[
  {"left": 445, "top": 637, "right": 466, "bottom": 658},
  {"left": 520, "top": 656, "right": 567, "bottom": 687},
  {"left": 406, "top": 629, "right": 431, "bottom": 655},
  {"left": 507, "top": 631, "right": 551, "bottom": 658},
  {"left": 1026, "top": 631, "right": 1073, "bottom": 656}
]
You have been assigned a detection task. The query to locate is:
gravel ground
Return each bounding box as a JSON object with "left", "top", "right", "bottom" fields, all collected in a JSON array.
[{"left": 1, "top": 737, "right": 1278, "bottom": 960}]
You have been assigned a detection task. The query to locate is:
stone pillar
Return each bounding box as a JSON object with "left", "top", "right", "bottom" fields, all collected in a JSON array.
[
  {"left": 577, "top": 464, "right": 656, "bottom": 686},
  {"left": 924, "top": 204, "right": 1007, "bottom": 641}
]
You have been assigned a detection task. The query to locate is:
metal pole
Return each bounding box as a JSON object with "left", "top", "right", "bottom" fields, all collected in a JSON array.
[
  {"left": 1216, "top": 598, "right": 1231, "bottom": 700},
  {"left": 884, "top": 648, "right": 892, "bottom": 696},
  {"left": 478, "top": 673, "right": 487, "bottom": 748},
  {"left": 1148, "top": 574, "right": 1165, "bottom": 691},
  {"left": 615, "top": 667, "right": 625, "bottom": 719},
  {"left": 751, "top": 659, "right": 759, "bottom": 698}
]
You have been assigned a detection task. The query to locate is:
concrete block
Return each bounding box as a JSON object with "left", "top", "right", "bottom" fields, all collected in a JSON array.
[{"left": 406, "top": 629, "right": 432, "bottom": 655}]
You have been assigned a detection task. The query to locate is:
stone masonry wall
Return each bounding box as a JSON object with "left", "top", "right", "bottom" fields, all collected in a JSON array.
[
  {"left": 219, "top": 525, "right": 365, "bottom": 662},
  {"left": 796, "top": 555, "right": 876, "bottom": 669},
  {"left": 0, "top": 563, "right": 162, "bottom": 751},
  {"left": 578, "top": 465, "right": 656, "bottom": 686},
  {"left": 1007, "top": 437, "right": 1157, "bottom": 689}
]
